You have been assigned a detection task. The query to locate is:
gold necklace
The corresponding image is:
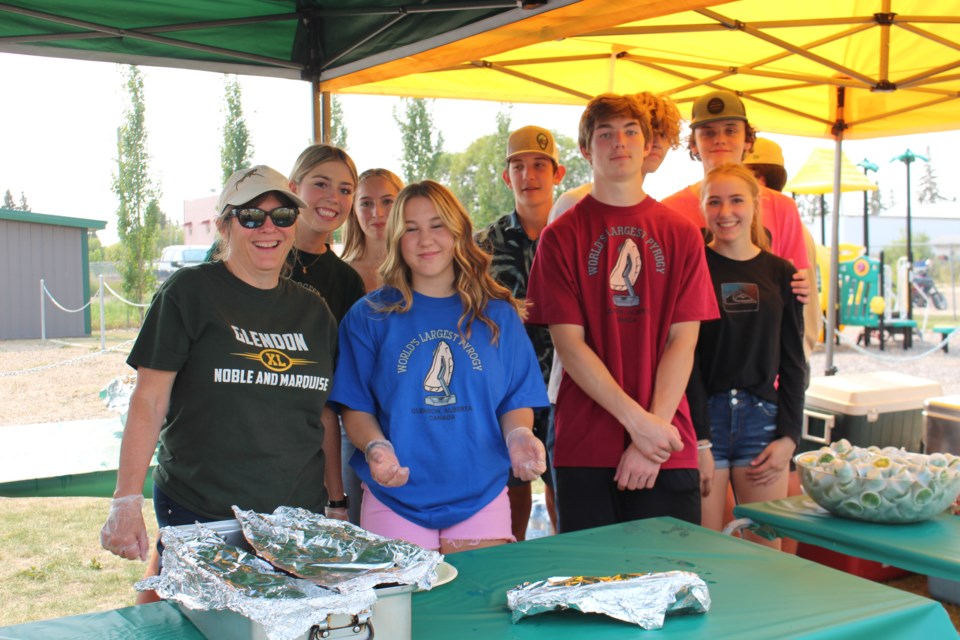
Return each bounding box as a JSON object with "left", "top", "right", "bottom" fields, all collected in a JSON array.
[{"left": 294, "top": 249, "right": 323, "bottom": 274}]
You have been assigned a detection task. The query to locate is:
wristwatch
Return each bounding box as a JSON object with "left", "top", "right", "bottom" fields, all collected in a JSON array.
[{"left": 327, "top": 495, "right": 349, "bottom": 509}]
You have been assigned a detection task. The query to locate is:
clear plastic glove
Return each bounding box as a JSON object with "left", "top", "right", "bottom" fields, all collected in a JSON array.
[
  {"left": 505, "top": 428, "right": 547, "bottom": 482},
  {"left": 100, "top": 494, "right": 148, "bottom": 561},
  {"left": 324, "top": 506, "right": 349, "bottom": 521},
  {"left": 365, "top": 440, "right": 410, "bottom": 487}
]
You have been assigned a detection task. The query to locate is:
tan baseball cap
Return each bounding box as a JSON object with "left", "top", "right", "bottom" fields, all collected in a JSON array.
[
  {"left": 217, "top": 165, "right": 307, "bottom": 215},
  {"left": 744, "top": 138, "right": 785, "bottom": 167},
  {"left": 690, "top": 90, "right": 747, "bottom": 128},
  {"left": 505, "top": 125, "right": 559, "bottom": 164},
  {"left": 744, "top": 137, "right": 788, "bottom": 191}
]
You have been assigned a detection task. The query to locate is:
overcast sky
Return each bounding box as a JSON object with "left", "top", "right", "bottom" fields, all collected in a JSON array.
[{"left": 2, "top": 52, "right": 958, "bottom": 246}]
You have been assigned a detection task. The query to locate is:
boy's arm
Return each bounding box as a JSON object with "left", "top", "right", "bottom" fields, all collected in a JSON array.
[
  {"left": 649, "top": 321, "right": 699, "bottom": 423},
  {"left": 548, "top": 323, "right": 683, "bottom": 462},
  {"left": 649, "top": 320, "right": 714, "bottom": 496}
]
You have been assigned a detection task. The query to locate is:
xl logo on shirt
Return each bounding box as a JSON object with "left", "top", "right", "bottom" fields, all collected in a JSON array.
[
  {"left": 235, "top": 348, "right": 314, "bottom": 372},
  {"left": 721, "top": 283, "right": 760, "bottom": 313}
]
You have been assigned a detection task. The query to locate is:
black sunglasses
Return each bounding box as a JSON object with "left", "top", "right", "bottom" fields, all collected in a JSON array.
[{"left": 229, "top": 206, "right": 299, "bottom": 229}]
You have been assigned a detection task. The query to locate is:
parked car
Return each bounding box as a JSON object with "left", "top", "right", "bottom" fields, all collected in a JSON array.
[{"left": 155, "top": 244, "right": 209, "bottom": 281}]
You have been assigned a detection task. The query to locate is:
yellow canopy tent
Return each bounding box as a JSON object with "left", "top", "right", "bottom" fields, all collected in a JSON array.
[
  {"left": 786, "top": 149, "right": 880, "bottom": 195},
  {"left": 786, "top": 147, "right": 879, "bottom": 246},
  {"left": 330, "top": 0, "right": 960, "bottom": 372}
]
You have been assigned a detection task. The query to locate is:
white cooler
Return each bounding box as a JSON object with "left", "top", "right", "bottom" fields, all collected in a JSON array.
[{"left": 800, "top": 371, "right": 942, "bottom": 453}]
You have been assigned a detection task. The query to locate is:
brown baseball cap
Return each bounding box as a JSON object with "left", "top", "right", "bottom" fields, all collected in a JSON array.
[
  {"left": 505, "top": 125, "right": 559, "bottom": 164},
  {"left": 690, "top": 90, "right": 747, "bottom": 129}
]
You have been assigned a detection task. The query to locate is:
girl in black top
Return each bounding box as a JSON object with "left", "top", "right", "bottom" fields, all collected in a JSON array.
[{"left": 690, "top": 164, "right": 804, "bottom": 549}]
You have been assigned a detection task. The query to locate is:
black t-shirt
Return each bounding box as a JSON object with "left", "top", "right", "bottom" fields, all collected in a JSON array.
[
  {"left": 128, "top": 261, "right": 338, "bottom": 519},
  {"left": 287, "top": 246, "right": 366, "bottom": 322},
  {"left": 688, "top": 248, "right": 805, "bottom": 443}
]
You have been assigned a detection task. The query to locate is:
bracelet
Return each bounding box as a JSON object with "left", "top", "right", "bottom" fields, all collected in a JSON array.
[
  {"left": 364, "top": 439, "right": 392, "bottom": 461},
  {"left": 327, "top": 494, "right": 349, "bottom": 509},
  {"left": 697, "top": 440, "right": 713, "bottom": 450}
]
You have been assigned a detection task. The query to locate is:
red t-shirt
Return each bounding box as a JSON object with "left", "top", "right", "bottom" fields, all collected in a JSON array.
[
  {"left": 662, "top": 184, "right": 810, "bottom": 269},
  {"left": 527, "top": 195, "right": 719, "bottom": 469}
]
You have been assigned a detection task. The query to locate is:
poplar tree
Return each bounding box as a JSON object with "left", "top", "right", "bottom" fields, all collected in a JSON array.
[
  {"left": 112, "top": 65, "right": 162, "bottom": 318},
  {"left": 330, "top": 95, "right": 349, "bottom": 150},
  {"left": 220, "top": 75, "right": 254, "bottom": 184},
  {"left": 393, "top": 98, "right": 444, "bottom": 182}
]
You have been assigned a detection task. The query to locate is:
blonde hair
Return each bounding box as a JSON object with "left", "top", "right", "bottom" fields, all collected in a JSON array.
[
  {"left": 341, "top": 168, "right": 404, "bottom": 263},
  {"left": 634, "top": 92, "right": 682, "bottom": 149},
  {"left": 700, "top": 163, "right": 770, "bottom": 251},
  {"left": 377, "top": 180, "right": 521, "bottom": 343}
]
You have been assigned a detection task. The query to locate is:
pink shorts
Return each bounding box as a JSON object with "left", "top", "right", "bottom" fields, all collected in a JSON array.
[{"left": 360, "top": 484, "right": 514, "bottom": 551}]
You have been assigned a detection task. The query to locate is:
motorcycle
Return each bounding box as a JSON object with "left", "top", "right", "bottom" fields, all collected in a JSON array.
[{"left": 910, "top": 261, "right": 948, "bottom": 310}]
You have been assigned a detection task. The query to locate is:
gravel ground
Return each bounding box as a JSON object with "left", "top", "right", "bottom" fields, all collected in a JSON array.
[
  {"left": 809, "top": 325, "right": 960, "bottom": 396},
  {"left": 0, "top": 334, "right": 135, "bottom": 426}
]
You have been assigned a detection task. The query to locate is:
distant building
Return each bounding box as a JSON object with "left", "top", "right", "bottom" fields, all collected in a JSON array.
[
  {"left": 182, "top": 195, "right": 218, "bottom": 246},
  {"left": 1, "top": 208, "right": 106, "bottom": 339}
]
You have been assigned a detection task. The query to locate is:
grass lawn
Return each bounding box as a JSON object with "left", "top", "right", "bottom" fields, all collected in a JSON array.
[{"left": 0, "top": 497, "right": 157, "bottom": 627}]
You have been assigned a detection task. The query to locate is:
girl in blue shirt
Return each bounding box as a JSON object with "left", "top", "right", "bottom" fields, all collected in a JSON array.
[{"left": 331, "top": 180, "right": 549, "bottom": 554}]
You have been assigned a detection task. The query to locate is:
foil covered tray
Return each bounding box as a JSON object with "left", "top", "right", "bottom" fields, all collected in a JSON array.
[
  {"left": 234, "top": 505, "right": 439, "bottom": 593},
  {"left": 141, "top": 507, "right": 442, "bottom": 640},
  {"left": 506, "top": 571, "right": 710, "bottom": 629}
]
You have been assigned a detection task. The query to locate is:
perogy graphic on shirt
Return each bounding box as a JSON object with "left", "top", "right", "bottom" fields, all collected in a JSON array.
[{"left": 424, "top": 340, "right": 457, "bottom": 406}]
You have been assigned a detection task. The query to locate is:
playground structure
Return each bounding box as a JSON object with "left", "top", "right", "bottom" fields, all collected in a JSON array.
[{"left": 814, "top": 244, "right": 957, "bottom": 351}]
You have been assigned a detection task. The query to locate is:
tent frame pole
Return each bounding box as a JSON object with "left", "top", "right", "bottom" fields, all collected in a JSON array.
[{"left": 824, "top": 87, "right": 846, "bottom": 376}]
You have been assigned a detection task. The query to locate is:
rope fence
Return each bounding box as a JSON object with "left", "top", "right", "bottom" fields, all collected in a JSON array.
[
  {"left": 831, "top": 323, "right": 958, "bottom": 363},
  {"left": 40, "top": 275, "right": 149, "bottom": 351}
]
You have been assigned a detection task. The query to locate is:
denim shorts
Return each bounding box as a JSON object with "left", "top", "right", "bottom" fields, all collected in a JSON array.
[
  {"left": 153, "top": 485, "right": 216, "bottom": 558},
  {"left": 707, "top": 390, "right": 778, "bottom": 469}
]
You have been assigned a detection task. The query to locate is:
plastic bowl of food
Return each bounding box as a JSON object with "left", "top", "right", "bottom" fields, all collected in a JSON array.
[{"left": 794, "top": 440, "right": 960, "bottom": 524}]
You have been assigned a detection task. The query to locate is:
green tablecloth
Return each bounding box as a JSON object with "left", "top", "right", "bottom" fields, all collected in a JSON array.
[
  {"left": 733, "top": 496, "right": 960, "bottom": 581},
  {"left": 1, "top": 517, "right": 954, "bottom": 639}
]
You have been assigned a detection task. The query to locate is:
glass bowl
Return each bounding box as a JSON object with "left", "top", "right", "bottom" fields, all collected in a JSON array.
[{"left": 794, "top": 447, "right": 960, "bottom": 524}]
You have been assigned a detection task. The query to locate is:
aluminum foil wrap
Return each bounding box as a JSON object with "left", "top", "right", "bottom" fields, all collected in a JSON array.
[
  {"left": 234, "top": 505, "right": 441, "bottom": 593},
  {"left": 99, "top": 374, "right": 135, "bottom": 413},
  {"left": 506, "top": 571, "right": 710, "bottom": 628},
  {"left": 138, "top": 523, "right": 376, "bottom": 640}
]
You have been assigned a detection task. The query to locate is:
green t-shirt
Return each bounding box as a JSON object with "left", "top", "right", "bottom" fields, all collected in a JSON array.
[{"left": 128, "top": 262, "right": 338, "bottom": 519}]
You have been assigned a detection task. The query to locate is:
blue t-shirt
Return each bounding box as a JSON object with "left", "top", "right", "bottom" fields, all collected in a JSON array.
[{"left": 331, "top": 288, "right": 549, "bottom": 529}]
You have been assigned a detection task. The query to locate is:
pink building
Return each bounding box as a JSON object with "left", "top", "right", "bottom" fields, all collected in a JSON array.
[{"left": 182, "top": 195, "right": 218, "bottom": 246}]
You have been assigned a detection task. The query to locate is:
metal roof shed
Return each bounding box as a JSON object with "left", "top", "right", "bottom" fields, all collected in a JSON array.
[{"left": 0, "top": 208, "right": 106, "bottom": 339}]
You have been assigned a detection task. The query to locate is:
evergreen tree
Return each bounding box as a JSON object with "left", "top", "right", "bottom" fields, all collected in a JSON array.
[
  {"left": 916, "top": 147, "right": 946, "bottom": 205},
  {"left": 394, "top": 98, "right": 444, "bottom": 182},
  {"left": 113, "top": 65, "right": 163, "bottom": 318},
  {"left": 220, "top": 75, "right": 254, "bottom": 184},
  {"left": 330, "top": 95, "right": 349, "bottom": 150},
  {"left": 18, "top": 192, "right": 30, "bottom": 211},
  {"left": 3, "top": 189, "right": 14, "bottom": 210},
  {"left": 868, "top": 189, "right": 884, "bottom": 216}
]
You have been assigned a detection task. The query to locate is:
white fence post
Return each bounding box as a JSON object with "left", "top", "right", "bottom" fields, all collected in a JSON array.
[
  {"left": 40, "top": 278, "right": 46, "bottom": 341},
  {"left": 99, "top": 274, "right": 106, "bottom": 351}
]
